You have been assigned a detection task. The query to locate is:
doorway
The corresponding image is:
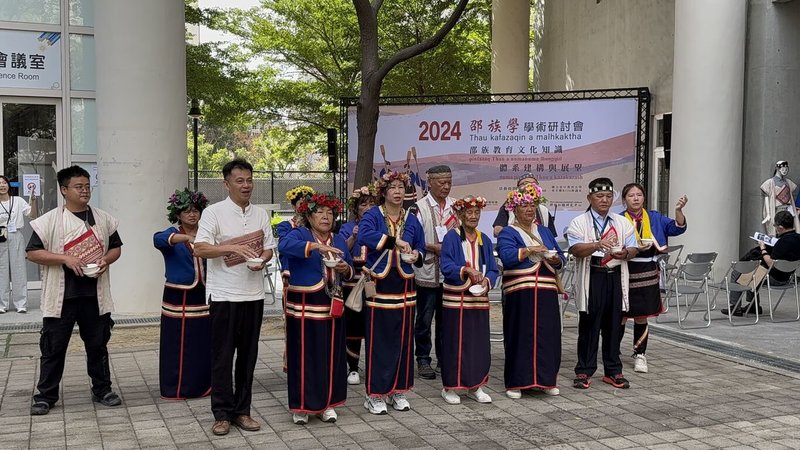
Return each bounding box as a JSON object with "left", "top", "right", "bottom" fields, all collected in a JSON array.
[{"left": 0, "top": 98, "right": 62, "bottom": 290}]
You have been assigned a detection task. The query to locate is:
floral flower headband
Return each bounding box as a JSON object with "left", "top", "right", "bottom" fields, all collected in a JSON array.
[
  {"left": 452, "top": 195, "right": 487, "bottom": 212},
  {"left": 286, "top": 185, "right": 315, "bottom": 204},
  {"left": 505, "top": 183, "right": 547, "bottom": 211},
  {"left": 377, "top": 170, "right": 410, "bottom": 193},
  {"left": 297, "top": 192, "right": 343, "bottom": 215},
  {"left": 347, "top": 183, "right": 378, "bottom": 210},
  {"left": 166, "top": 188, "right": 208, "bottom": 224}
]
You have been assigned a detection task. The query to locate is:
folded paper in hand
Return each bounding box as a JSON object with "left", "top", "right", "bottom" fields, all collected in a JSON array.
[
  {"left": 750, "top": 231, "right": 777, "bottom": 247},
  {"left": 221, "top": 230, "right": 264, "bottom": 267}
]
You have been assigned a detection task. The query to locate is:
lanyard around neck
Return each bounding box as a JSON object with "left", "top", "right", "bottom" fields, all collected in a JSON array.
[{"left": 591, "top": 211, "right": 610, "bottom": 241}]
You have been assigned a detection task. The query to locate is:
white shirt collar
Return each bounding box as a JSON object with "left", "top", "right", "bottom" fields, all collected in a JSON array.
[
  {"left": 224, "top": 196, "right": 251, "bottom": 214},
  {"left": 425, "top": 193, "right": 454, "bottom": 210}
]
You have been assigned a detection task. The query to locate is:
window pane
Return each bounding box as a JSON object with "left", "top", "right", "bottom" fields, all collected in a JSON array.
[
  {"left": 69, "top": 34, "right": 96, "bottom": 91},
  {"left": 69, "top": 0, "right": 94, "bottom": 26},
  {"left": 0, "top": 0, "right": 60, "bottom": 24},
  {"left": 71, "top": 98, "right": 97, "bottom": 155}
]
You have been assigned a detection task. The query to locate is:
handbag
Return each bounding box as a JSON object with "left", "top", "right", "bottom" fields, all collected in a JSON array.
[{"left": 345, "top": 249, "right": 389, "bottom": 312}]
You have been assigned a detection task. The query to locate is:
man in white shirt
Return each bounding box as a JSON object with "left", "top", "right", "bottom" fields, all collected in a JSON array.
[
  {"left": 412, "top": 165, "right": 458, "bottom": 379},
  {"left": 194, "top": 159, "right": 276, "bottom": 436}
]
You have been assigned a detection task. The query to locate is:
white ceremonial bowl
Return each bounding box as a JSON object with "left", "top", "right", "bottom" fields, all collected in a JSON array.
[
  {"left": 400, "top": 252, "right": 416, "bottom": 263},
  {"left": 469, "top": 285, "right": 486, "bottom": 296},
  {"left": 246, "top": 257, "right": 265, "bottom": 268},
  {"left": 322, "top": 258, "right": 340, "bottom": 268},
  {"left": 82, "top": 263, "right": 100, "bottom": 277}
]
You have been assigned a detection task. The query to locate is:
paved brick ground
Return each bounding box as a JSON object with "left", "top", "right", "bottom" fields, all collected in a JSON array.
[{"left": 2, "top": 319, "right": 800, "bottom": 450}]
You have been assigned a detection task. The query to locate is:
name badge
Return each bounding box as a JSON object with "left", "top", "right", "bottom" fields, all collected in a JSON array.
[
  {"left": 435, "top": 225, "right": 447, "bottom": 242},
  {"left": 7, "top": 221, "right": 16, "bottom": 233}
]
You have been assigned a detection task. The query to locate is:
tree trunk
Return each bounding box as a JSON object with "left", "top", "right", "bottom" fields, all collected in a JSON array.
[{"left": 354, "top": 85, "right": 380, "bottom": 188}]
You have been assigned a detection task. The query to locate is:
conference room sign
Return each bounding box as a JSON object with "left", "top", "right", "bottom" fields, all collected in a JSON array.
[
  {"left": 347, "top": 98, "right": 638, "bottom": 239},
  {"left": 0, "top": 30, "right": 62, "bottom": 90}
]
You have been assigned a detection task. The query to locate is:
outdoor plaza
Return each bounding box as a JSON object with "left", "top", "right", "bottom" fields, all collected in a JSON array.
[{"left": 1, "top": 284, "right": 800, "bottom": 449}]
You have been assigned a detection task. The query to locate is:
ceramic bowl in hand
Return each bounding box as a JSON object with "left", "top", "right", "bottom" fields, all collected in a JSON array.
[
  {"left": 322, "top": 257, "right": 341, "bottom": 268},
  {"left": 82, "top": 263, "right": 100, "bottom": 277},
  {"left": 246, "top": 257, "right": 265, "bottom": 269},
  {"left": 544, "top": 249, "right": 558, "bottom": 258},
  {"left": 610, "top": 246, "right": 624, "bottom": 254},
  {"left": 468, "top": 284, "right": 487, "bottom": 296},
  {"left": 400, "top": 252, "right": 416, "bottom": 263}
]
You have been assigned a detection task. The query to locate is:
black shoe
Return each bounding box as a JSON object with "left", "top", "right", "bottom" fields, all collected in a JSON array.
[
  {"left": 30, "top": 401, "right": 50, "bottom": 415},
  {"left": 743, "top": 304, "right": 763, "bottom": 315},
  {"left": 573, "top": 374, "right": 591, "bottom": 389},
  {"left": 721, "top": 307, "right": 744, "bottom": 317},
  {"left": 92, "top": 392, "right": 122, "bottom": 407},
  {"left": 602, "top": 374, "right": 630, "bottom": 389},
  {"left": 418, "top": 363, "right": 436, "bottom": 380}
]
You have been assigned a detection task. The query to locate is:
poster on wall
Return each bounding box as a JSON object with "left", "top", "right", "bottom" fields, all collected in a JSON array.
[
  {"left": 0, "top": 30, "right": 61, "bottom": 90},
  {"left": 347, "top": 98, "right": 639, "bottom": 241}
]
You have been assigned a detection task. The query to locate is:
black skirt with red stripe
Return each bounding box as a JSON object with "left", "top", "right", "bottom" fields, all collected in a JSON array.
[
  {"left": 285, "top": 285, "right": 347, "bottom": 414},
  {"left": 501, "top": 264, "right": 561, "bottom": 390},
  {"left": 159, "top": 284, "right": 211, "bottom": 399},
  {"left": 624, "top": 261, "right": 664, "bottom": 319},
  {"left": 440, "top": 283, "right": 490, "bottom": 390}
]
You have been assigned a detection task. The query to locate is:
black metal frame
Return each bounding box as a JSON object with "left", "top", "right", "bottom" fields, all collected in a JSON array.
[{"left": 338, "top": 87, "right": 651, "bottom": 197}]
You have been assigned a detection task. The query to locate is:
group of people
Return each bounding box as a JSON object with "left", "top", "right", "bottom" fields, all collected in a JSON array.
[{"left": 21, "top": 158, "right": 694, "bottom": 436}]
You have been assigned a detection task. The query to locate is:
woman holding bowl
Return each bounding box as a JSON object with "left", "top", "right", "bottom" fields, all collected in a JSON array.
[
  {"left": 439, "top": 195, "right": 499, "bottom": 405},
  {"left": 338, "top": 183, "right": 377, "bottom": 385},
  {"left": 497, "top": 183, "right": 565, "bottom": 398},
  {"left": 279, "top": 192, "right": 353, "bottom": 425},
  {"left": 357, "top": 170, "right": 426, "bottom": 414},
  {"left": 153, "top": 188, "right": 211, "bottom": 399},
  {"left": 620, "top": 183, "right": 687, "bottom": 373}
]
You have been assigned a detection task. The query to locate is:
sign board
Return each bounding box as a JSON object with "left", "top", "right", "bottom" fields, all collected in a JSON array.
[
  {"left": 0, "top": 30, "right": 61, "bottom": 90},
  {"left": 347, "top": 98, "right": 639, "bottom": 240}
]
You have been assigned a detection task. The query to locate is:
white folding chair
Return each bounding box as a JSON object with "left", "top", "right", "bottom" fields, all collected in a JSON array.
[
  {"left": 765, "top": 259, "right": 800, "bottom": 322},
  {"left": 709, "top": 260, "right": 762, "bottom": 326},
  {"left": 659, "top": 261, "right": 714, "bottom": 329}
]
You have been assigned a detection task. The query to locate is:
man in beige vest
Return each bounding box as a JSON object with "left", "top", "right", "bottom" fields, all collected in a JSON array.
[
  {"left": 412, "top": 165, "right": 458, "bottom": 379},
  {"left": 27, "top": 165, "right": 123, "bottom": 415}
]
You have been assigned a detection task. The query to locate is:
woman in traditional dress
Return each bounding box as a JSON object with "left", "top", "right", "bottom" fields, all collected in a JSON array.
[
  {"left": 153, "top": 188, "right": 211, "bottom": 399},
  {"left": 277, "top": 185, "right": 316, "bottom": 283},
  {"left": 620, "top": 183, "right": 687, "bottom": 373},
  {"left": 338, "top": 183, "right": 377, "bottom": 385},
  {"left": 439, "top": 195, "right": 499, "bottom": 405},
  {"left": 496, "top": 183, "right": 565, "bottom": 398},
  {"left": 279, "top": 192, "right": 353, "bottom": 425},
  {"left": 0, "top": 175, "right": 38, "bottom": 314},
  {"left": 357, "top": 170, "right": 426, "bottom": 415}
]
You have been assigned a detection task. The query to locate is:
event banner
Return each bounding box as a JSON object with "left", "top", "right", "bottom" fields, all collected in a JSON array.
[
  {"left": 0, "top": 30, "right": 61, "bottom": 90},
  {"left": 347, "top": 98, "right": 638, "bottom": 241}
]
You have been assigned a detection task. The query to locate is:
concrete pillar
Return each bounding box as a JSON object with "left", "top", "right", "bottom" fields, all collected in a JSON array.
[
  {"left": 491, "top": 0, "right": 530, "bottom": 93},
  {"left": 669, "top": 0, "right": 746, "bottom": 275},
  {"left": 740, "top": 0, "right": 800, "bottom": 251},
  {"left": 95, "top": 1, "right": 187, "bottom": 313}
]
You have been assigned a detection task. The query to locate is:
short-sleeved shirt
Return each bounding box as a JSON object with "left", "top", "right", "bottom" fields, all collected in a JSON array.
[
  {"left": 769, "top": 231, "right": 800, "bottom": 282},
  {"left": 26, "top": 209, "right": 123, "bottom": 299},
  {"left": 195, "top": 197, "right": 277, "bottom": 302},
  {"left": 0, "top": 196, "right": 32, "bottom": 232},
  {"left": 567, "top": 209, "right": 637, "bottom": 253}
]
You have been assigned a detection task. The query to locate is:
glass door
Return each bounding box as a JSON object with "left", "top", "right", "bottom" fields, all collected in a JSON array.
[{"left": 0, "top": 97, "right": 62, "bottom": 289}]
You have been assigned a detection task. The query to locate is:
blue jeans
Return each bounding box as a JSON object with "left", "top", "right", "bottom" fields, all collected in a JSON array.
[{"left": 414, "top": 284, "right": 442, "bottom": 366}]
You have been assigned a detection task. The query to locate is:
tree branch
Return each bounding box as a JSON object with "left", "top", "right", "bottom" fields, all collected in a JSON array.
[
  {"left": 373, "top": 0, "right": 469, "bottom": 82},
  {"left": 371, "top": 0, "right": 384, "bottom": 12}
]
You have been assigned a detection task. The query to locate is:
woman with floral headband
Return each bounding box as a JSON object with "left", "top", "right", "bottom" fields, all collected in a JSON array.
[
  {"left": 496, "top": 183, "right": 565, "bottom": 398},
  {"left": 357, "top": 170, "right": 426, "bottom": 415},
  {"left": 278, "top": 186, "right": 316, "bottom": 283},
  {"left": 153, "top": 188, "right": 211, "bottom": 399},
  {"left": 438, "top": 195, "right": 499, "bottom": 405},
  {"left": 278, "top": 192, "right": 353, "bottom": 425},
  {"left": 338, "top": 183, "right": 377, "bottom": 386}
]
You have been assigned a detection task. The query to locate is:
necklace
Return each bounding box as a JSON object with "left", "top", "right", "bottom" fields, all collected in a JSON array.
[{"left": 381, "top": 205, "right": 405, "bottom": 237}]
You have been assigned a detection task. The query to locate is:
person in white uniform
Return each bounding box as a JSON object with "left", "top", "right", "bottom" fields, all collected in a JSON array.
[{"left": 0, "top": 175, "right": 38, "bottom": 313}]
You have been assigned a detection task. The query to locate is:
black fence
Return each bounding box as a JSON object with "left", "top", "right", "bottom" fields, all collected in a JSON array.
[{"left": 188, "top": 170, "right": 337, "bottom": 213}]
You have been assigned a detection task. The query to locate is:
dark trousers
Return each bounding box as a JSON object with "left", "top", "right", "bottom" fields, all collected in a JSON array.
[
  {"left": 210, "top": 299, "right": 264, "bottom": 421},
  {"left": 576, "top": 271, "right": 623, "bottom": 377},
  {"left": 414, "top": 284, "right": 442, "bottom": 366},
  {"left": 34, "top": 296, "right": 114, "bottom": 405}
]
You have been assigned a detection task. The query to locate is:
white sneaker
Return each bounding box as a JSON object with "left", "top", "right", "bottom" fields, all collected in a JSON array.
[
  {"left": 347, "top": 371, "right": 360, "bottom": 385},
  {"left": 387, "top": 392, "right": 410, "bottom": 411},
  {"left": 440, "top": 389, "right": 461, "bottom": 405},
  {"left": 633, "top": 354, "right": 648, "bottom": 373},
  {"left": 363, "top": 395, "right": 388, "bottom": 415},
  {"left": 532, "top": 387, "right": 560, "bottom": 396},
  {"left": 317, "top": 408, "right": 337, "bottom": 423},
  {"left": 506, "top": 389, "right": 522, "bottom": 399},
  {"left": 292, "top": 413, "right": 308, "bottom": 425},
  {"left": 466, "top": 387, "right": 492, "bottom": 403}
]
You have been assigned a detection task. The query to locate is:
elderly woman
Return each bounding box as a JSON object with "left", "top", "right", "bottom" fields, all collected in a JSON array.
[
  {"left": 620, "top": 183, "right": 687, "bottom": 373},
  {"left": 497, "top": 184, "right": 565, "bottom": 398},
  {"left": 277, "top": 185, "right": 316, "bottom": 282},
  {"left": 0, "top": 175, "right": 38, "bottom": 313},
  {"left": 338, "top": 183, "right": 377, "bottom": 385},
  {"left": 439, "top": 196, "right": 499, "bottom": 405},
  {"left": 153, "top": 189, "right": 210, "bottom": 399},
  {"left": 357, "top": 170, "right": 426, "bottom": 414},
  {"left": 278, "top": 192, "right": 353, "bottom": 425}
]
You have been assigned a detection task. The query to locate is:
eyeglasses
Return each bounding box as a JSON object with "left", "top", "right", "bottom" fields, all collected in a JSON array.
[{"left": 68, "top": 185, "right": 91, "bottom": 192}]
